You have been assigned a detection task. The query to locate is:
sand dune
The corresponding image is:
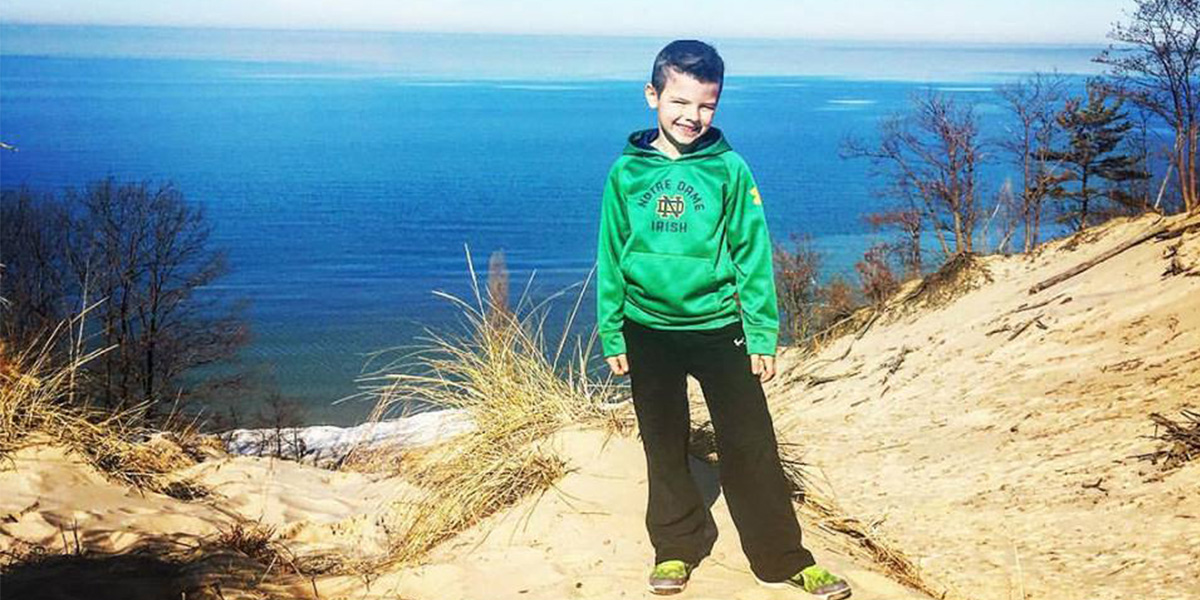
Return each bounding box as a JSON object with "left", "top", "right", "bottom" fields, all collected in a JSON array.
[
  {"left": 2, "top": 213, "right": 1198, "bottom": 599},
  {"left": 314, "top": 428, "right": 932, "bottom": 600},
  {"left": 1, "top": 427, "right": 932, "bottom": 599},
  {"left": 766, "top": 213, "right": 1200, "bottom": 600}
]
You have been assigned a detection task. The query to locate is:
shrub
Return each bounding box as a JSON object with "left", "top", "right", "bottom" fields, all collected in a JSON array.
[{"left": 856, "top": 243, "right": 900, "bottom": 306}]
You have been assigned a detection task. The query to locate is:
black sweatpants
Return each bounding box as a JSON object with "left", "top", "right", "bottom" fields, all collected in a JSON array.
[{"left": 624, "top": 319, "right": 815, "bottom": 582}]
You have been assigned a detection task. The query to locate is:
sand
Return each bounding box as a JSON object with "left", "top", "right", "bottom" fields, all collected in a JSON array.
[
  {"left": 766, "top": 213, "right": 1200, "bottom": 600},
  {"left": 1, "top": 427, "right": 931, "bottom": 599},
  {"left": 314, "top": 428, "right": 932, "bottom": 600},
  {"left": 2, "top": 212, "right": 1198, "bottom": 599}
]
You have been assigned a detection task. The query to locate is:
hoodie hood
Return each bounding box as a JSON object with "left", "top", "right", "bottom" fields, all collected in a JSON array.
[{"left": 623, "top": 127, "right": 732, "bottom": 159}]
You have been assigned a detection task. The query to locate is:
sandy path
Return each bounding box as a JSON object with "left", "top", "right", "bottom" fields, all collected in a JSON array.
[
  {"left": 316, "top": 428, "right": 933, "bottom": 600},
  {"left": 1, "top": 430, "right": 932, "bottom": 599}
]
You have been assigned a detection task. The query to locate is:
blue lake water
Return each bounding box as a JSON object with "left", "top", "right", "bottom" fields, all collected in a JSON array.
[{"left": 0, "top": 26, "right": 1105, "bottom": 424}]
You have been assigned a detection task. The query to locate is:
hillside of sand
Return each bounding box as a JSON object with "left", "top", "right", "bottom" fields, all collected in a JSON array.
[
  {"left": 765, "top": 212, "right": 1200, "bottom": 600},
  {"left": 2, "top": 212, "right": 1198, "bottom": 600}
]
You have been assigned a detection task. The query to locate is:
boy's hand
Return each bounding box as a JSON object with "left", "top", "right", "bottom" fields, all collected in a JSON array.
[
  {"left": 750, "top": 354, "right": 776, "bottom": 383},
  {"left": 606, "top": 354, "right": 629, "bottom": 376}
]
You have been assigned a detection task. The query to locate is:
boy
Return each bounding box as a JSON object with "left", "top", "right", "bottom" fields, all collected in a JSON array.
[{"left": 595, "top": 40, "right": 852, "bottom": 599}]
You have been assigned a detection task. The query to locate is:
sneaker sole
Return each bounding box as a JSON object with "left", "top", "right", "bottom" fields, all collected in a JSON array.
[
  {"left": 647, "top": 583, "right": 686, "bottom": 596},
  {"left": 754, "top": 577, "right": 852, "bottom": 600}
]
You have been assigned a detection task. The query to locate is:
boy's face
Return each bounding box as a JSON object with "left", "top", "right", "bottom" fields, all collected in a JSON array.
[{"left": 644, "top": 68, "right": 721, "bottom": 154}]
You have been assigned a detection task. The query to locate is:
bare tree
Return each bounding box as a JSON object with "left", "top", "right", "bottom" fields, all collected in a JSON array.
[
  {"left": 842, "top": 90, "right": 985, "bottom": 257},
  {"left": 997, "top": 72, "right": 1071, "bottom": 251},
  {"left": 863, "top": 208, "right": 923, "bottom": 277},
  {"left": 86, "top": 180, "right": 248, "bottom": 411},
  {"left": 0, "top": 188, "right": 72, "bottom": 350},
  {"left": 773, "top": 236, "right": 864, "bottom": 345},
  {"left": 773, "top": 235, "right": 823, "bottom": 343},
  {"left": 856, "top": 243, "right": 899, "bottom": 306},
  {"left": 987, "top": 178, "right": 1021, "bottom": 254},
  {"left": 254, "top": 393, "right": 308, "bottom": 460},
  {"left": 1096, "top": 0, "right": 1200, "bottom": 213},
  {"left": 1, "top": 179, "right": 248, "bottom": 416}
]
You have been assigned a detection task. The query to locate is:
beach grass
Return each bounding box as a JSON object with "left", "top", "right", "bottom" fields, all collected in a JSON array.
[
  {"left": 0, "top": 310, "right": 208, "bottom": 498},
  {"left": 779, "top": 442, "right": 955, "bottom": 599},
  {"left": 352, "top": 251, "right": 625, "bottom": 564}
]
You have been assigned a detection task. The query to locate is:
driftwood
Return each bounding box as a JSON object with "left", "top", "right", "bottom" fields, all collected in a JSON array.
[
  {"left": 1010, "top": 293, "right": 1069, "bottom": 314},
  {"left": 1029, "top": 214, "right": 1200, "bottom": 295},
  {"left": 985, "top": 325, "right": 1011, "bottom": 337},
  {"left": 985, "top": 295, "right": 1068, "bottom": 337},
  {"left": 1006, "top": 319, "right": 1035, "bottom": 342},
  {"left": 1003, "top": 315, "right": 1048, "bottom": 342},
  {"left": 850, "top": 395, "right": 875, "bottom": 408},
  {"left": 1029, "top": 221, "right": 1170, "bottom": 294},
  {"left": 879, "top": 347, "right": 911, "bottom": 388}
]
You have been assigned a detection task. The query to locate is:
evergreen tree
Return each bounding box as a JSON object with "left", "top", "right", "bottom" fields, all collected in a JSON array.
[{"left": 1042, "top": 84, "right": 1151, "bottom": 231}]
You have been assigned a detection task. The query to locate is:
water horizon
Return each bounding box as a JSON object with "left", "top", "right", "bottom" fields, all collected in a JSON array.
[{"left": 0, "top": 23, "right": 1106, "bottom": 82}]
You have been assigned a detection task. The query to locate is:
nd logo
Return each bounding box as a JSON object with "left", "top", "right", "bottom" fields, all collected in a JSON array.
[{"left": 656, "top": 194, "right": 686, "bottom": 219}]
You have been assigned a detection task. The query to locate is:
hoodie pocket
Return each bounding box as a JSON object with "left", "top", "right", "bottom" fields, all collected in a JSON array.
[{"left": 623, "top": 251, "right": 722, "bottom": 319}]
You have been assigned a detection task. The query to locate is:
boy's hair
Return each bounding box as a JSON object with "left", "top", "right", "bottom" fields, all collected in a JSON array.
[{"left": 650, "top": 40, "right": 724, "bottom": 93}]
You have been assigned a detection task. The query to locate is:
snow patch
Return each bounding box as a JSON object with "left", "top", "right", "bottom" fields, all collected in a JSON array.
[{"left": 222, "top": 409, "right": 472, "bottom": 464}]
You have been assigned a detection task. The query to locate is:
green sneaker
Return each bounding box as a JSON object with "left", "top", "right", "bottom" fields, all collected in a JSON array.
[
  {"left": 757, "top": 565, "right": 852, "bottom": 600},
  {"left": 647, "top": 559, "right": 693, "bottom": 595}
]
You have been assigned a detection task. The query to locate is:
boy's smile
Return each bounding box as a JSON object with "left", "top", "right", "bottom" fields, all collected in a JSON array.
[{"left": 644, "top": 69, "right": 721, "bottom": 159}]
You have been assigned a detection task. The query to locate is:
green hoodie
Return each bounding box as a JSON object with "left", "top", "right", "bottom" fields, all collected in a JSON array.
[{"left": 596, "top": 128, "right": 779, "bottom": 357}]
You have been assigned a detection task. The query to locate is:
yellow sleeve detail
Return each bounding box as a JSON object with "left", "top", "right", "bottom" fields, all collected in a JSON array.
[{"left": 750, "top": 186, "right": 762, "bottom": 206}]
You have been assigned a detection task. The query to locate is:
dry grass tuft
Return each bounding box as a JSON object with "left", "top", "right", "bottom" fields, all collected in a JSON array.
[
  {"left": 684, "top": 423, "right": 954, "bottom": 599},
  {"left": 793, "top": 254, "right": 990, "bottom": 360},
  {"left": 158, "top": 477, "right": 212, "bottom": 501},
  {"left": 774, "top": 443, "right": 957, "bottom": 600},
  {"left": 214, "top": 522, "right": 280, "bottom": 562},
  {"left": 0, "top": 317, "right": 207, "bottom": 498},
  {"left": 1136, "top": 408, "right": 1200, "bottom": 471},
  {"left": 383, "top": 441, "right": 569, "bottom": 561},
  {"left": 0, "top": 321, "right": 102, "bottom": 457},
  {"left": 796, "top": 493, "right": 951, "bottom": 598},
  {"left": 891, "top": 252, "right": 993, "bottom": 318},
  {"left": 353, "top": 254, "right": 623, "bottom": 564},
  {"left": 0, "top": 539, "right": 55, "bottom": 570}
]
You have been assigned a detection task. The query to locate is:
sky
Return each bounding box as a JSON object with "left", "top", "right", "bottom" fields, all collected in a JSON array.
[{"left": 0, "top": 0, "right": 1130, "bottom": 44}]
